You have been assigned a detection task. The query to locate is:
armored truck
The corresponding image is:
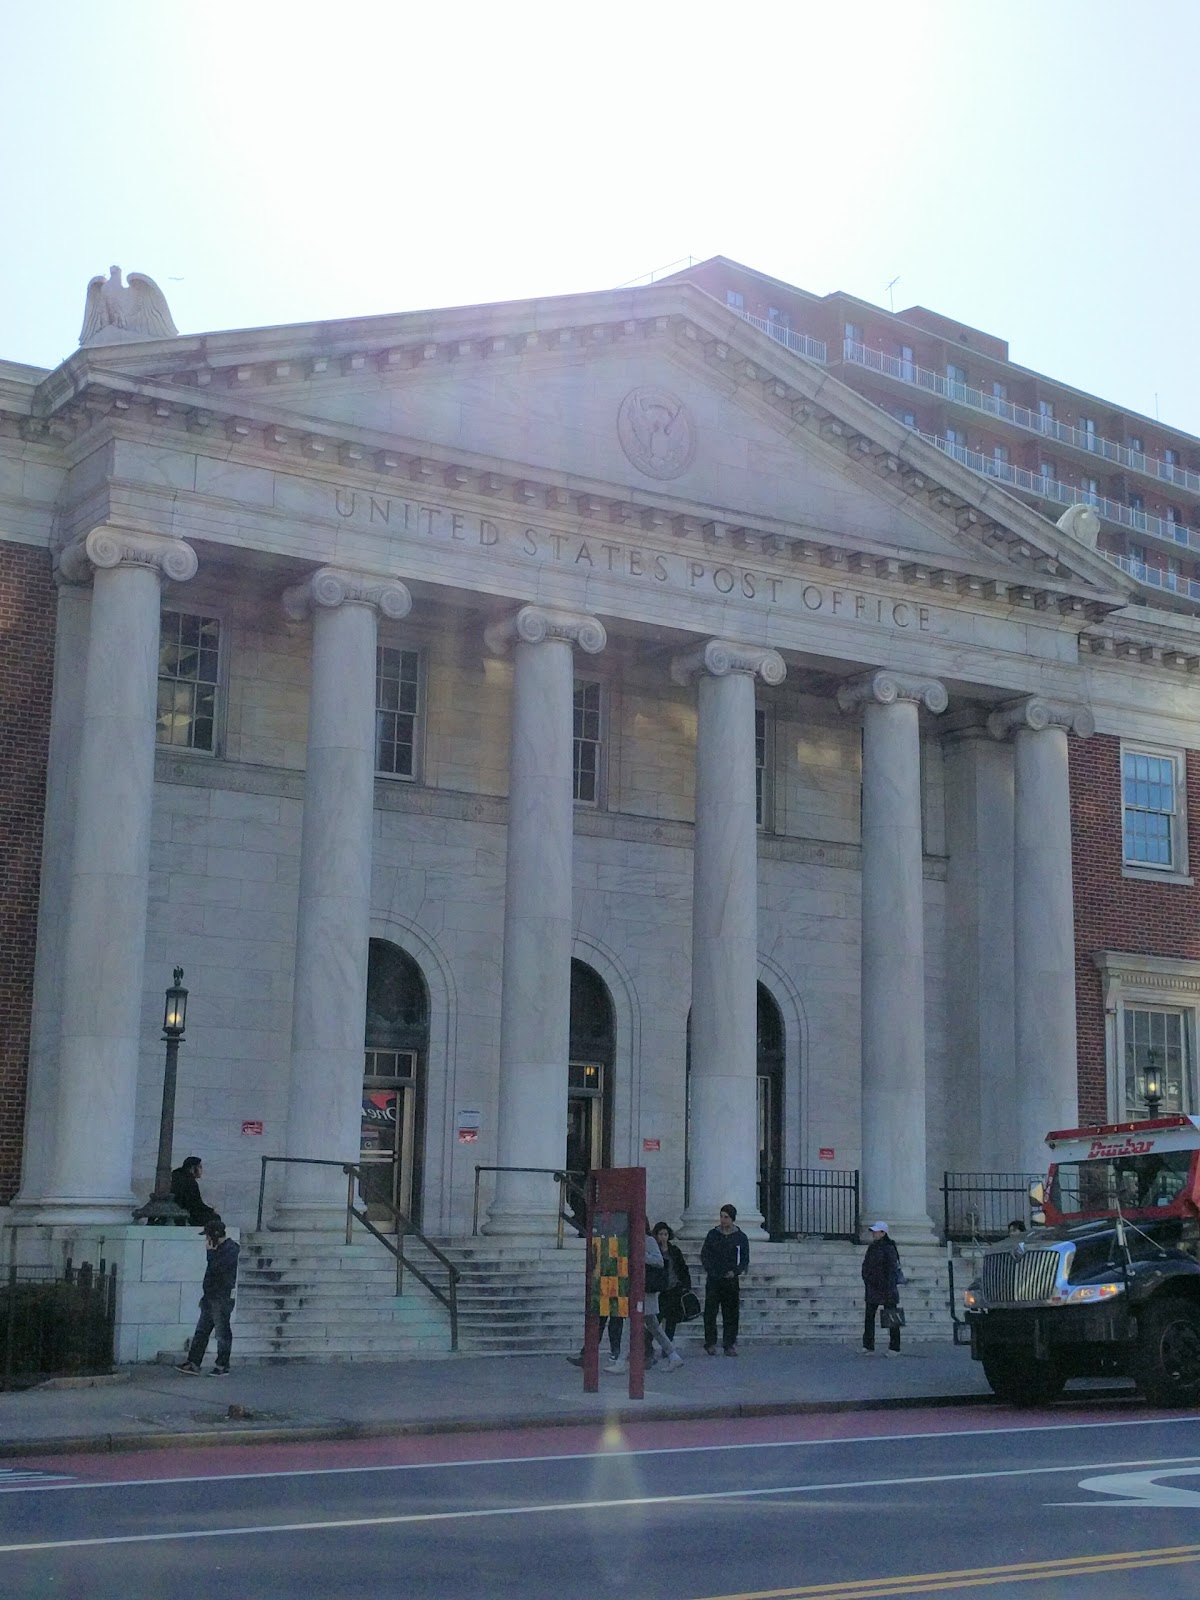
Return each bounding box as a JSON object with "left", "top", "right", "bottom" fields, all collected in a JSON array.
[{"left": 964, "top": 1115, "right": 1200, "bottom": 1405}]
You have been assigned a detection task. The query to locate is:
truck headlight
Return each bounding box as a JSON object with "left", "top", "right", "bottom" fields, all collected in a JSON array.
[
  {"left": 1053, "top": 1283, "right": 1124, "bottom": 1304},
  {"left": 962, "top": 1287, "right": 979, "bottom": 1310}
]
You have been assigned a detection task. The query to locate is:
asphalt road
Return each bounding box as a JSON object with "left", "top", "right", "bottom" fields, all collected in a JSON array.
[{"left": 3, "top": 1404, "right": 1200, "bottom": 1597}]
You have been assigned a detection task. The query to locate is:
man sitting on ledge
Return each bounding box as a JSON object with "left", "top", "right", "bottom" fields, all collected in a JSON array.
[{"left": 170, "top": 1155, "right": 220, "bottom": 1227}]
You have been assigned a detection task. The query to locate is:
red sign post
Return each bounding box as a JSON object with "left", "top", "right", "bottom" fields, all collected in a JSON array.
[{"left": 582, "top": 1166, "right": 647, "bottom": 1400}]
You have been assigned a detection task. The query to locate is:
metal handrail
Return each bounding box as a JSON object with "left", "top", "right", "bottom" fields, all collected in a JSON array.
[
  {"left": 843, "top": 340, "right": 1200, "bottom": 497},
  {"left": 255, "top": 1156, "right": 460, "bottom": 1351},
  {"left": 471, "top": 1165, "right": 586, "bottom": 1247},
  {"left": 733, "top": 308, "right": 827, "bottom": 364}
]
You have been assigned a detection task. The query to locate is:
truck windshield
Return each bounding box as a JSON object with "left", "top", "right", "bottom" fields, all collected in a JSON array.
[{"left": 1050, "top": 1149, "right": 1192, "bottom": 1215}]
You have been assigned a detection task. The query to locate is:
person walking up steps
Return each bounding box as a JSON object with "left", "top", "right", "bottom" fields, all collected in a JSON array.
[{"left": 700, "top": 1203, "right": 749, "bottom": 1356}]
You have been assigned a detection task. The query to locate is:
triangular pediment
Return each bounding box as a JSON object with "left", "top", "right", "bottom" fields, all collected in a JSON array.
[{"left": 41, "top": 282, "right": 1131, "bottom": 607}]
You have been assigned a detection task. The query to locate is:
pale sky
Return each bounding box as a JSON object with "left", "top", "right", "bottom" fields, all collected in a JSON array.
[{"left": 4, "top": 1, "right": 1198, "bottom": 435}]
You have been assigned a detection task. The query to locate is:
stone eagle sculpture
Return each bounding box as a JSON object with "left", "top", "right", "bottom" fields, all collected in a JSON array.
[{"left": 79, "top": 265, "right": 178, "bottom": 347}]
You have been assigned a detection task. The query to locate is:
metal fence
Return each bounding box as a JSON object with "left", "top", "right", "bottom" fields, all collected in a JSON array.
[
  {"left": 775, "top": 1168, "right": 860, "bottom": 1241},
  {"left": 942, "top": 1172, "right": 1045, "bottom": 1243},
  {"left": 1, "top": 1258, "right": 118, "bottom": 1388}
]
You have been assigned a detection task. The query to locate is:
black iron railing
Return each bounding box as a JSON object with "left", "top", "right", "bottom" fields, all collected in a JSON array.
[
  {"left": 776, "top": 1168, "right": 860, "bottom": 1241},
  {"left": 255, "top": 1156, "right": 459, "bottom": 1351},
  {"left": 2, "top": 1258, "right": 118, "bottom": 1389},
  {"left": 942, "top": 1171, "right": 1045, "bottom": 1242},
  {"left": 471, "top": 1165, "right": 586, "bottom": 1246}
]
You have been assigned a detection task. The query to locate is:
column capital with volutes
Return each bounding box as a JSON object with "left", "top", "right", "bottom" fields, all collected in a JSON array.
[
  {"left": 836, "top": 669, "right": 947, "bottom": 716},
  {"left": 669, "top": 638, "right": 786, "bottom": 687},
  {"left": 282, "top": 566, "right": 412, "bottom": 623},
  {"left": 57, "top": 526, "right": 198, "bottom": 587},
  {"left": 987, "top": 696, "right": 1094, "bottom": 741},
  {"left": 484, "top": 604, "right": 606, "bottom": 657}
]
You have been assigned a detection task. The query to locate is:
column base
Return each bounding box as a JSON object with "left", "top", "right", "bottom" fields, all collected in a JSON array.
[
  {"left": 24, "top": 1195, "right": 141, "bottom": 1226},
  {"left": 677, "top": 1205, "right": 766, "bottom": 1241},
  {"left": 270, "top": 1200, "right": 353, "bottom": 1232},
  {"left": 860, "top": 1214, "right": 939, "bottom": 1246},
  {"left": 482, "top": 1203, "right": 563, "bottom": 1237}
]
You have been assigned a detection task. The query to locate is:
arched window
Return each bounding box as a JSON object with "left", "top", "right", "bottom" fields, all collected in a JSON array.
[{"left": 361, "top": 940, "right": 429, "bottom": 1227}]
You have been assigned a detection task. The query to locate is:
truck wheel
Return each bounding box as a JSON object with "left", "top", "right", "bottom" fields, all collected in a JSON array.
[
  {"left": 1133, "top": 1299, "right": 1200, "bottom": 1406},
  {"left": 980, "top": 1351, "right": 1065, "bottom": 1406}
]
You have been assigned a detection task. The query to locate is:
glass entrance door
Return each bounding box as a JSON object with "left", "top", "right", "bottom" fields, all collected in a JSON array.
[{"left": 360, "top": 1050, "right": 416, "bottom": 1229}]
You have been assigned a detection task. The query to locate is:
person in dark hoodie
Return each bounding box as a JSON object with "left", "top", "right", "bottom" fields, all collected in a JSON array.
[
  {"left": 700, "top": 1203, "right": 750, "bottom": 1356},
  {"left": 176, "top": 1220, "right": 240, "bottom": 1375},
  {"left": 861, "top": 1220, "right": 902, "bottom": 1355},
  {"left": 169, "top": 1155, "right": 220, "bottom": 1227}
]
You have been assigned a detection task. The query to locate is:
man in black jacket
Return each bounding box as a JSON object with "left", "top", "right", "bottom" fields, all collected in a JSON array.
[
  {"left": 700, "top": 1203, "right": 750, "bottom": 1356},
  {"left": 861, "top": 1221, "right": 902, "bottom": 1355},
  {"left": 176, "top": 1221, "right": 240, "bottom": 1375}
]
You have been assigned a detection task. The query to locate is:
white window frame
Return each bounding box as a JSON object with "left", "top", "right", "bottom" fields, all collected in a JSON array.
[
  {"left": 157, "top": 606, "right": 225, "bottom": 757},
  {"left": 1094, "top": 952, "right": 1200, "bottom": 1120},
  {"left": 572, "top": 675, "right": 604, "bottom": 808},
  {"left": 1120, "top": 741, "right": 1189, "bottom": 883},
  {"left": 374, "top": 642, "right": 424, "bottom": 782}
]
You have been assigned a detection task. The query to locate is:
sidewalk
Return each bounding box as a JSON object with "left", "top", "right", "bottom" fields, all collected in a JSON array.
[{"left": 0, "top": 1338, "right": 1000, "bottom": 1458}]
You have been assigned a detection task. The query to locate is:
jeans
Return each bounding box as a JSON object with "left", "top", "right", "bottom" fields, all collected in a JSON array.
[
  {"left": 187, "top": 1294, "right": 234, "bottom": 1368},
  {"left": 863, "top": 1298, "right": 900, "bottom": 1352},
  {"left": 703, "top": 1277, "right": 740, "bottom": 1350}
]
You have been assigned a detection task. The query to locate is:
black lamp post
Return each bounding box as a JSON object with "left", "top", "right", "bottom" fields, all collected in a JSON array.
[
  {"left": 1142, "top": 1050, "right": 1164, "bottom": 1120},
  {"left": 133, "top": 968, "right": 191, "bottom": 1224}
]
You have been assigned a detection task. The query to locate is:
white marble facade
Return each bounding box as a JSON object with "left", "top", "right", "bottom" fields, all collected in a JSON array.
[{"left": 4, "top": 276, "right": 1199, "bottom": 1249}]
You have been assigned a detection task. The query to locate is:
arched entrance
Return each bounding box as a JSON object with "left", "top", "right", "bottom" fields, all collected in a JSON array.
[
  {"left": 757, "top": 984, "right": 785, "bottom": 1237},
  {"left": 361, "top": 939, "right": 429, "bottom": 1229},
  {"left": 684, "top": 983, "right": 785, "bottom": 1232},
  {"left": 567, "top": 960, "right": 614, "bottom": 1184}
]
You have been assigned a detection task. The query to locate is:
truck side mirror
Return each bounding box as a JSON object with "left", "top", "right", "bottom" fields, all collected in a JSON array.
[{"left": 1029, "top": 1181, "right": 1045, "bottom": 1205}]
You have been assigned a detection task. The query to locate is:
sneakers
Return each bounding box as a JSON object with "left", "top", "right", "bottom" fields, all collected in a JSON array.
[
  {"left": 209, "top": 1365, "right": 230, "bottom": 1376},
  {"left": 664, "top": 1351, "right": 685, "bottom": 1369},
  {"left": 601, "top": 1359, "right": 628, "bottom": 1376},
  {"left": 860, "top": 1347, "right": 876, "bottom": 1356},
  {"left": 175, "top": 1361, "right": 201, "bottom": 1375},
  {"left": 724, "top": 1345, "right": 739, "bottom": 1357},
  {"left": 884, "top": 1348, "right": 901, "bottom": 1358}
]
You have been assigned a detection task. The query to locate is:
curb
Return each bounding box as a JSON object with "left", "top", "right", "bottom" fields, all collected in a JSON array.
[{"left": 0, "top": 1389, "right": 1003, "bottom": 1461}]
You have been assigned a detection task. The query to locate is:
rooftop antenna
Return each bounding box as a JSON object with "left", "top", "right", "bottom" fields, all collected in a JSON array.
[{"left": 885, "top": 276, "right": 900, "bottom": 314}]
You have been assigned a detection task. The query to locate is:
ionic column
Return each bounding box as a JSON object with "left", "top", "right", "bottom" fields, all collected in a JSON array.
[
  {"left": 11, "top": 567, "right": 92, "bottom": 1214},
  {"left": 674, "top": 640, "right": 786, "bottom": 1238},
  {"left": 838, "top": 669, "right": 947, "bottom": 1243},
  {"left": 274, "top": 568, "right": 412, "bottom": 1229},
  {"left": 483, "top": 605, "right": 606, "bottom": 1235},
  {"left": 39, "top": 527, "right": 198, "bottom": 1222},
  {"left": 988, "top": 697, "right": 1093, "bottom": 1173}
]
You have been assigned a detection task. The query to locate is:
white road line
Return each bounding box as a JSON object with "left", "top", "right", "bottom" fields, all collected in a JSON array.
[
  {"left": 3, "top": 1453, "right": 1200, "bottom": 1555},
  {"left": 1, "top": 1412, "right": 1197, "bottom": 1495}
]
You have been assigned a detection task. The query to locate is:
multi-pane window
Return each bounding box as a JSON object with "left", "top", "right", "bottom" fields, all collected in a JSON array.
[
  {"left": 991, "top": 381, "right": 1007, "bottom": 401},
  {"left": 754, "top": 707, "right": 769, "bottom": 828},
  {"left": 1079, "top": 416, "right": 1096, "bottom": 449},
  {"left": 1123, "top": 1007, "right": 1190, "bottom": 1119},
  {"left": 375, "top": 646, "right": 421, "bottom": 778},
  {"left": 1129, "top": 435, "right": 1145, "bottom": 455},
  {"left": 1038, "top": 399, "right": 1055, "bottom": 428},
  {"left": 726, "top": 289, "right": 744, "bottom": 310},
  {"left": 844, "top": 321, "right": 862, "bottom": 344},
  {"left": 992, "top": 444, "right": 1009, "bottom": 466},
  {"left": 945, "top": 362, "right": 967, "bottom": 389},
  {"left": 768, "top": 306, "right": 790, "bottom": 328},
  {"left": 1039, "top": 458, "right": 1056, "bottom": 483},
  {"left": 1122, "top": 747, "right": 1181, "bottom": 869},
  {"left": 157, "top": 611, "right": 220, "bottom": 752},
  {"left": 573, "top": 678, "right": 602, "bottom": 805}
]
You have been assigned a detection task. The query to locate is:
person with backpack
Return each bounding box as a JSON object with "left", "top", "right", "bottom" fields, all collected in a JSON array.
[{"left": 604, "top": 1225, "right": 684, "bottom": 1373}]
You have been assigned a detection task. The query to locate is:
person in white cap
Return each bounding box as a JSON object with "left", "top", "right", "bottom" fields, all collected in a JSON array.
[{"left": 860, "top": 1221, "right": 902, "bottom": 1355}]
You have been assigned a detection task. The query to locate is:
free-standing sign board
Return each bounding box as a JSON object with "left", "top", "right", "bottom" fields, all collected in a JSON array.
[{"left": 583, "top": 1167, "right": 647, "bottom": 1400}]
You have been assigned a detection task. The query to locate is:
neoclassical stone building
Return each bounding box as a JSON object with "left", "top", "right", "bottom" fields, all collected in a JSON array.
[{"left": 3, "top": 274, "right": 1199, "bottom": 1267}]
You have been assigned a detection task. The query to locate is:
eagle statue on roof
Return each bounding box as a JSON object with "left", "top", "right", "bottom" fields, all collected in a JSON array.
[{"left": 79, "top": 265, "right": 178, "bottom": 347}]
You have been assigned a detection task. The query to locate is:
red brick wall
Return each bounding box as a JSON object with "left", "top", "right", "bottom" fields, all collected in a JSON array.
[
  {"left": 1071, "top": 734, "right": 1200, "bottom": 1125},
  {"left": 0, "top": 543, "right": 54, "bottom": 1202}
]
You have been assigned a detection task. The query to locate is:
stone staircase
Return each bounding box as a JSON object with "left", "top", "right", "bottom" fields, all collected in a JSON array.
[{"left": 231, "top": 1228, "right": 957, "bottom": 1363}]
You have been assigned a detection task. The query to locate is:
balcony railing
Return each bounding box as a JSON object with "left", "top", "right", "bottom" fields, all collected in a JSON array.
[
  {"left": 1105, "top": 551, "right": 1200, "bottom": 603},
  {"left": 845, "top": 341, "right": 1200, "bottom": 498},
  {"left": 920, "top": 432, "right": 1200, "bottom": 558},
  {"left": 733, "top": 308, "right": 827, "bottom": 364}
]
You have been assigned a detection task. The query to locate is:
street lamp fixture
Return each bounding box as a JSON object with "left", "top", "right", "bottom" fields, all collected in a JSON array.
[
  {"left": 1142, "top": 1050, "right": 1163, "bottom": 1120},
  {"left": 133, "top": 968, "right": 192, "bottom": 1224}
]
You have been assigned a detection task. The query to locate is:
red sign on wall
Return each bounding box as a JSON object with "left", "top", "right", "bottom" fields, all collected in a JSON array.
[
  {"left": 642, "top": 1138, "right": 661, "bottom": 1152},
  {"left": 818, "top": 1147, "right": 835, "bottom": 1162},
  {"left": 242, "top": 1121, "right": 264, "bottom": 1137}
]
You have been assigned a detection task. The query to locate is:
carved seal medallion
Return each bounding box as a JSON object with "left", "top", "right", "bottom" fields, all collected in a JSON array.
[{"left": 617, "top": 386, "right": 696, "bottom": 480}]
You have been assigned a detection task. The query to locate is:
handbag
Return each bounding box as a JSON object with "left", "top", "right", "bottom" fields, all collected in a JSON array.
[
  {"left": 895, "top": 1269, "right": 906, "bottom": 1287},
  {"left": 880, "top": 1306, "right": 906, "bottom": 1330},
  {"left": 645, "top": 1261, "right": 668, "bottom": 1294},
  {"left": 678, "top": 1289, "right": 702, "bottom": 1322}
]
